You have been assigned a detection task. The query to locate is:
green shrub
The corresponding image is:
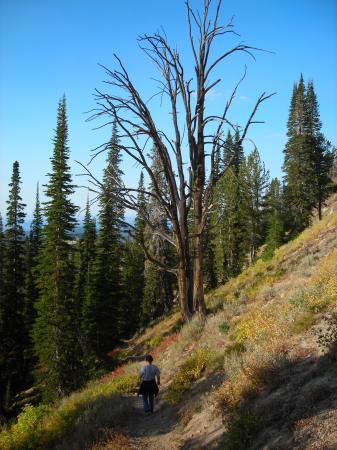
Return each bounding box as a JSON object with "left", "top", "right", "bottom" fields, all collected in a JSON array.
[
  {"left": 289, "top": 289, "right": 306, "bottom": 309},
  {"left": 291, "top": 311, "right": 315, "bottom": 335},
  {"left": 224, "top": 410, "right": 261, "bottom": 450},
  {"left": 218, "top": 321, "right": 230, "bottom": 335},
  {"left": 224, "top": 342, "right": 246, "bottom": 355},
  {"left": 0, "top": 404, "right": 51, "bottom": 450},
  {"left": 0, "top": 374, "right": 139, "bottom": 450},
  {"left": 165, "top": 348, "right": 214, "bottom": 404},
  {"left": 148, "top": 335, "right": 163, "bottom": 348},
  {"left": 104, "top": 375, "right": 138, "bottom": 395},
  {"left": 170, "top": 317, "right": 184, "bottom": 333}
]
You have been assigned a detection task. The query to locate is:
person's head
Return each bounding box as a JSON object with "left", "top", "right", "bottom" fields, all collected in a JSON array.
[{"left": 145, "top": 354, "right": 153, "bottom": 364}]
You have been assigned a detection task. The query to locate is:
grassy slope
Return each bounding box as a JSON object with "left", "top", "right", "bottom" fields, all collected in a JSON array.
[{"left": 1, "top": 194, "right": 337, "bottom": 450}]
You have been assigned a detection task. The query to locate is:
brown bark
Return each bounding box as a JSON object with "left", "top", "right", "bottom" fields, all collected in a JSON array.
[{"left": 177, "top": 260, "right": 193, "bottom": 321}]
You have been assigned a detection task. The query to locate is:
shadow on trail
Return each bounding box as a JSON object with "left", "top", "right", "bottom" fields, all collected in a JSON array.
[
  {"left": 207, "top": 341, "right": 337, "bottom": 450},
  {"left": 120, "top": 371, "right": 225, "bottom": 450}
]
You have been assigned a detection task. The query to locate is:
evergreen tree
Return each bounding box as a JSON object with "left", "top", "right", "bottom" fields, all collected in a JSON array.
[
  {"left": 141, "top": 149, "right": 175, "bottom": 324},
  {"left": 0, "top": 212, "right": 5, "bottom": 321},
  {"left": 78, "top": 198, "right": 96, "bottom": 369},
  {"left": 282, "top": 75, "right": 332, "bottom": 235},
  {"left": 78, "top": 198, "right": 96, "bottom": 312},
  {"left": 88, "top": 120, "right": 124, "bottom": 361},
  {"left": 330, "top": 146, "right": 337, "bottom": 181},
  {"left": 33, "top": 97, "right": 83, "bottom": 400},
  {"left": 211, "top": 131, "right": 247, "bottom": 284},
  {"left": 0, "top": 213, "right": 4, "bottom": 413},
  {"left": 1, "top": 161, "right": 26, "bottom": 410},
  {"left": 119, "top": 172, "right": 146, "bottom": 337},
  {"left": 243, "top": 148, "right": 269, "bottom": 262},
  {"left": 303, "top": 80, "right": 333, "bottom": 219},
  {"left": 23, "top": 184, "right": 43, "bottom": 380},
  {"left": 202, "top": 222, "right": 217, "bottom": 291},
  {"left": 262, "top": 178, "right": 284, "bottom": 260},
  {"left": 283, "top": 75, "right": 315, "bottom": 235}
]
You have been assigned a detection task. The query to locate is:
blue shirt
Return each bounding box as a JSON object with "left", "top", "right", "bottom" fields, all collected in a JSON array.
[{"left": 140, "top": 364, "right": 160, "bottom": 381}]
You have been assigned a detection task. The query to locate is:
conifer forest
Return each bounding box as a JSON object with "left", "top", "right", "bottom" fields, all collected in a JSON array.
[{"left": 0, "top": 0, "right": 336, "bottom": 433}]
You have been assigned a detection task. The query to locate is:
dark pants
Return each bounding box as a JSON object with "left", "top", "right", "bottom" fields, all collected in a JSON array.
[{"left": 142, "top": 393, "right": 154, "bottom": 412}]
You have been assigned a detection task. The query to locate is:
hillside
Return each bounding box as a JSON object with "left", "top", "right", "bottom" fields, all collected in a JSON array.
[{"left": 1, "top": 193, "right": 337, "bottom": 450}]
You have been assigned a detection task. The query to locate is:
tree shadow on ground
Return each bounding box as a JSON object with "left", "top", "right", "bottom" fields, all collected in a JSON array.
[{"left": 208, "top": 341, "right": 337, "bottom": 450}]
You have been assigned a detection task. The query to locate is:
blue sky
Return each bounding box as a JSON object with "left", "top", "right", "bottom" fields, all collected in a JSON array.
[{"left": 1, "top": 0, "right": 336, "bottom": 220}]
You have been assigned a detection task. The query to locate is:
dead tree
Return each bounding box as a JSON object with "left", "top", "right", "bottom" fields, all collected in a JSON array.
[{"left": 85, "top": 0, "right": 274, "bottom": 321}]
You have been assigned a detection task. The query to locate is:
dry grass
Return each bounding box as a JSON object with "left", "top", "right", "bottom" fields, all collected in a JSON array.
[
  {"left": 2, "top": 199, "right": 337, "bottom": 450},
  {"left": 89, "top": 429, "right": 133, "bottom": 450},
  {"left": 0, "top": 373, "right": 138, "bottom": 450}
]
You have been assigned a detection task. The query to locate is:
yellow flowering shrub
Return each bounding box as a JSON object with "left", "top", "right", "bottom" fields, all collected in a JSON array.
[
  {"left": 165, "top": 348, "right": 215, "bottom": 404},
  {"left": 233, "top": 309, "right": 279, "bottom": 345},
  {"left": 303, "top": 249, "right": 337, "bottom": 312}
]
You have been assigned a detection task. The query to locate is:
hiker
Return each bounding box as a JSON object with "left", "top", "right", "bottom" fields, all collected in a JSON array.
[{"left": 138, "top": 354, "right": 160, "bottom": 413}]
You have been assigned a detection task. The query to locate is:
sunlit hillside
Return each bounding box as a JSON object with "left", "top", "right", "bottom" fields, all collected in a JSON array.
[{"left": 1, "top": 193, "right": 337, "bottom": 450}]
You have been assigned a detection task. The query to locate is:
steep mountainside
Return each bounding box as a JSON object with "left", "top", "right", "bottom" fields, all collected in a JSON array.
[{"left": 1, "top": 193, "right": 337, "bottom": 450}]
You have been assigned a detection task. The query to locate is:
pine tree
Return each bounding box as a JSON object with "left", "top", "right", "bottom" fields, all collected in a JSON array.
[
  {"left": 78, "top": 198, "right": 96, "bottom": 369},
  {"left": 262, "top": 178, "right": 284, "bottom": 260},
  {"left": 331, "top": 146, "right": 337, "bottom": 181},
  {"left": 211, "top": 131, "right": 247, "bottom": 284},
  {"left": 283, "top": 75, "right": 316, "bottom": 236},
  {"left": 243, "top": 148, "right": 269, "bottom": 262},
  {"left": 0, "top": 213, "right": 4, "bottom": 414},
  {"left": 210, "top": 174, "right": 226, "bottom": 285},
  {"left": 232, "top": 130, "right": 245, "bottom": 175},
  {"left": 88, "top": 120, "right": 124, "bottom": 361},
  {"left": 202, "top": 222, "right": 217, "bottom": 291},
  {"left": 303, "top": 80, "right": 333, "bottom": 219},
  {"left": 1, "top": 161, "right": 26, "bottom": 410},
  {"left": 141, "top": 149, "right": 175, "bottom": 324},
  {"left": 0, "top": 212, "right": 5, "bottom": 319},
  {"left": 119, "top": 172, "right": 146, "bottom": 337},
  {"left": 23, "top": 184, "right": 43, "bottom": 380},
  {"left": 283, "top": 75, "right": 311, "bottom": 235},
  {"left": 33, "top": 97, "right": 83, "bottom": 400},
  {"left": 78, "top": 198, "right": 96, "bottom": 313}
]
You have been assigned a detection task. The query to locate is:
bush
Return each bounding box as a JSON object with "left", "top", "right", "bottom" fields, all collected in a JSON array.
[
  {"left": 291, "top": 311, "right": 315, "bottom": 335},
  {"left": 0, "top": 374, "right": 139, "bottom": 450},
  {"left": 233, "top": 310, "right": 278, "bottom": 345},
  {"left": 165, "top": 348, "right": 214, "bottom": 404},
  {"left": 218, "top": 321, "right": 230, "bottom": 335},
  {"left": 224, "top": 342, "right": 245, "bottom": 355},
  {"left": 170, "top": 317, "right": 184, "bottom": 333},
  {"left": 0, "top": 404, "right": 51, "bottom": 450},
  {"left": 148, "top": 335, "right": 163, "bottom": 348},
  {"left": 223, "top": 410, "right": 261, "bottom": 450}
]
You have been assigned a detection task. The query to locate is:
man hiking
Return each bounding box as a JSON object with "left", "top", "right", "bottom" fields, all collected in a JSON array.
[{"left": 138, "top": 354, "right": 160, "bottom": 414}]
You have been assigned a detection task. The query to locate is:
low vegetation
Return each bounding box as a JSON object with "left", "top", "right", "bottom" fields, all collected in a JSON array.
[
  {"left": 1, "top": 197, "right": 337, "bottom": 449},
  {"left": 165, "top": 348, "right": 222, "bottom": 404},
  {"left": 0, "top": 374, "right": 138, "bottom": 450}
]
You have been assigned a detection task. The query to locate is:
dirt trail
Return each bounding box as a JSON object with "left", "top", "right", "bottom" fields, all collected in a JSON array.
[
  {"left": 112, "top": 372, "right": 224, "bottom": 450},
  {"left": 119, "top": 387, "right": 184, "bottom": 450}
]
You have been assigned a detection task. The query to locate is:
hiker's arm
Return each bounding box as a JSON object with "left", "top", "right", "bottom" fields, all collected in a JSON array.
[
  {"left": 139, "top": 367, "right": 144, "bottom": 382},
  {"left": 157, "top": 375, "right": 160, "bottom": 385}
]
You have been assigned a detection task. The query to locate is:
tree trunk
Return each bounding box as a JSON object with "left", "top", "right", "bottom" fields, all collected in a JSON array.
[
  {"left": 193, "top": 233, "right": 206, "bottom": 315},
  {"left": 192, "top": 166, "right": 206, "bottom": 316},
  {"left": 177, "top": 261, "right": 193, "bottom": 321},
  {"left": 318, "top": 191, "right": 322, "bottom": 220}
]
